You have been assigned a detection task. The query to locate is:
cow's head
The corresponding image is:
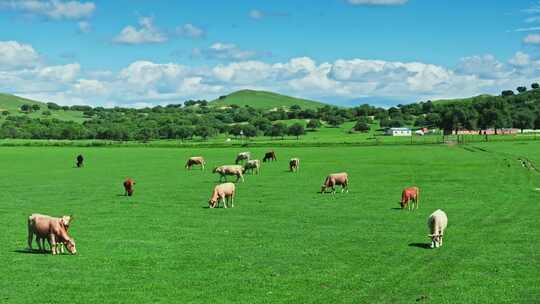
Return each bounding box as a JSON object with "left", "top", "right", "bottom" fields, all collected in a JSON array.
[
  {"left": 320, "top": 186, "right": 326, "bottom": 193},
  {"left": 428, "top": 234, "right": 442, "bottom": 248},
  {"left": 212, "top": 167, "right": 218, "bottom": 173},
  {"left": 65, "top": 239, "right": 77, "bottom": 254},
  {"left": 208, "top": 199, "right": 217, "bottom": 208},
  {"left": 399, "top": 201, "right": 407, "bottom": 209}
]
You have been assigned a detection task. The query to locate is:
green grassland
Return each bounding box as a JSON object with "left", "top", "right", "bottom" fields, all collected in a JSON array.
[
  {"left": 0, "top": 93, "right": 86, "bottom": 123},
  {"left": 210, "top": 89, "right": 329, "bottom": 110},
  {"left": 1, "top": 141, "right": 539, "bottom": 303}
]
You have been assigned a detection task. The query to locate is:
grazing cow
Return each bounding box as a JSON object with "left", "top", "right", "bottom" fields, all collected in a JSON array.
[
  {"left": 427, "top": 209, "right": 448, "bottom": 249},
  {"left": 235, "top": 152, "right": 251, "bottom": 164},
  {"left": 208, "top": 182, "right": 236, "bottom": 208},
  {"left": 34, "top": 214, "right": 74, "bottom": 252},
  {"left": 320, "top": 172, "right": 349, "bottom": 194},
  {"left": 244, "top": 159, "right": 260, "bottom": 175},
  {"left": 123, "top": 178, "right": 136, "bottom": 196},
  {"left": 263, "top": 151, "right": 277, "bottom": 162},
  {"left": 400, "top": 187, "right": 420, "bottom": 210},
  {"left": 289, "top": 158, "right": 300, "bottom": 172},
  {"left": 213, "top": 165, "right": 245, "bottom": 183},
  {"left": 27, "top": 214, "right": 76, "bottom": 255},
  {"left": 185, "top": 156, "right": 205, "bottom": 171},
  {"left": 76, "top": 154, "right": 84, "bottom": 168}
]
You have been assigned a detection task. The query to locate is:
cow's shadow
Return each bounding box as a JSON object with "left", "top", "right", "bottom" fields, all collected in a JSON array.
[
  {"left": 390, "top": 207, "right": 403, "bottom": 211},
  {"left": 408, "top": 243, "right": 431, "bottom": 249},
  {"left": 14, "top": 249, "right": 49, "bottom": 255}
]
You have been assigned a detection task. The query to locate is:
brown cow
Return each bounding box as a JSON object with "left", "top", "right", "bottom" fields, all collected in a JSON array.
[
  {"left": 289, "top": 158, "right": 300, "bottom": 172},
  {"left": 400, "top": 187, "right": 419, "bottom": 210},
  {"left": 208, "top": 182, "right": 236, "bottom": 208},
  {"left": 320, "top": 172, "right": 349, "bottom": 194},
  {"left": 185, "top": 156, "right": 205, "bottom": 170},
  {"left": 263, "top": 151, "right": 277, "bottom": 162},
  {"left": 124, "top": 178, "right": 136, "bottom": 196},
  {"left": 27, "top": 214, "right": 76, "bottom": 255},
  {"left": 213, "top": 165, "right": 245, "bottom": 183}
]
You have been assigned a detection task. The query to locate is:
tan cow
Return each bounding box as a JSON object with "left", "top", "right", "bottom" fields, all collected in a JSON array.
[
  {"left": 213, "top": 165, "right": 245, "bottom": 183},
  {"left": 427, "top": 209, "right": 448, "bottom": 249},
  {"left": 27, "top": 214, "right": 76, "bottom": 255},
  {"left": 34, "top": 214, "right": 74, "bottom": 253},
  {"left": 185, "top": 156, "right": 205, "bottom": 170},
  {"left": 289, "top": 158, "right": 300, "bottom": 172},
  {"left": 235, "top": 152, "right": 251, "bottom": 164},
  {"left": 320, "top": 172, "right": 349, "bottom": 194},
  {"left": 244, "top": 159, "right": 260, "bottom": 175},
  {"left": 209, "top": 182, "right": 236, "bottom": 208}
]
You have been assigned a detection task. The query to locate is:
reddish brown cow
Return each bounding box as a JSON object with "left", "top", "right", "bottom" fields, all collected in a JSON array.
[
  {"left": 320, "top": 172, "right": 349, "bottom": 194},
  {"left": 123, "top": 178, "right": 136, "bottom": 196},
  {"left": 263, "top": 151, "right": 277, "bottom": 162},
  {"left": 400, "top": 187, "right": 419, "bottom": 210}
]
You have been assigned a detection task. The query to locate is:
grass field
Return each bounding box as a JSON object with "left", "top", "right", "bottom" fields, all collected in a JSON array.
[{"left": 1, "top": 142, "right": 539, "bottom": 303}]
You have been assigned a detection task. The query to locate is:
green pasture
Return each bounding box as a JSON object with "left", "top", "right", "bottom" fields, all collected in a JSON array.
[{"left": 0, "top": 142, "right": 539, "bottom": 303}]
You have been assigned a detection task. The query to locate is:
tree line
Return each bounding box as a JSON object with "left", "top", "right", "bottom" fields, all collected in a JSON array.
[{"left": 1, "top": 84, "right": 539, "bottom": 140}]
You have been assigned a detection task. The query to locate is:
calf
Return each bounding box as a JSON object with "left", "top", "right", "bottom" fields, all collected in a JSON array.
[
  {"left": 320, "top": 172, "right": 349, "bottom": 194},
  {"left": 235, "top": 152, "right": 251, "bottom": 164},
  {"left": 400, "top": 187, "right": 420, "bottom": 210},
  {"left": 185, "top": 156, "right": 205, "bottom": 170},
  {"left": 263, "top": 151, "right": 277, "bottom": 162},
  {"left": 244, "top": 160, "right": 260, "bottom": 175},
  {"left": 209, "top": 182, "right": 236, "bottom": 208},
  {"left": 213, "top": 165, "right": 245, "bottom": 183},
  {"left": 27, "top": 214, "right": 76, "bottom": 255},
  {"left": 289, "top": 158, "right": 300, "bottom": 172},
  {"left": 123, "top": 178, "right": 135, "bottom": 196},
  {"left": 427, "top": 209, "right": 448, "bottom": 248}
]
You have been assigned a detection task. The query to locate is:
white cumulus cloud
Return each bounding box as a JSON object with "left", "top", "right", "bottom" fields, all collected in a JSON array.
[
  {"left": 113, "top": 17, "right": 167, "bottom": 45},
  {"left": 1, "top": 0, "right": 95, "bottom": 20},
  {"left": 0, "top": 40, "right": 41, "bottom": 70},
  {"left": 176, "top": 23, "right": 205, "bottom": 38},
  {"left": 524, "top": 34, "right": 540, "bottom": 44}
]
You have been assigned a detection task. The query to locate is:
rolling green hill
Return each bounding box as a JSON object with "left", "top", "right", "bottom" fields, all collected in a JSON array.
[
  {"left": 0, "top": 93, "right": 86, "bottom": 122},
  {"left": 431, "top": 94, "right": 494, "bottom": 106},
  {"left": 210, "top": 89, "right": 329, "bottom": 110}
]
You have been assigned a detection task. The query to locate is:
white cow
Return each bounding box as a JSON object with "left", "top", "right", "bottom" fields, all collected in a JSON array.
[{"left": 427, "top": 209, "right": 448, "bottom": 248}]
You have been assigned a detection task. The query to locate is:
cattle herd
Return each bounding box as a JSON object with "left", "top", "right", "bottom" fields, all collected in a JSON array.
[{"left": 27, "top": 150, "right": 448, "bottom": 255}]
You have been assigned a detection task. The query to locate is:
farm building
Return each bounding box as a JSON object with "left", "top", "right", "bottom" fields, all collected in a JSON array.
[{"left": 386, "top": 128, "right": 412, "bottom": 136}]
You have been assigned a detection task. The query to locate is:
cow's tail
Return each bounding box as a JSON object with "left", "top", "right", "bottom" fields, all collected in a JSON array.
[{"left": 27, "top": 216, "right": 34, "bottom": 249}]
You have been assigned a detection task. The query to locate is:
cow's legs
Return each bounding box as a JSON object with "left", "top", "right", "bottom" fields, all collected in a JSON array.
[
  {"left": 230, "top": 196, "right": 234, "bottom": 208},
  {"left": 222, "top": 197, "right": 227, "bottom": 208},
  {"left": 49, "top": 234, "right": 57, "bottom": 255}
]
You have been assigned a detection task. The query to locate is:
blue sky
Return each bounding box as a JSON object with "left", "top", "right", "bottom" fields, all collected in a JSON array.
[{"left": 1, "top": 0, "right": 540, "bottom": 107}]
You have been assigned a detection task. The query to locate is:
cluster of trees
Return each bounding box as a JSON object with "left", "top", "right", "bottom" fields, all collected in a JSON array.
[{"left": 2, "top": 84, "right": 539, "bottom": 140}]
